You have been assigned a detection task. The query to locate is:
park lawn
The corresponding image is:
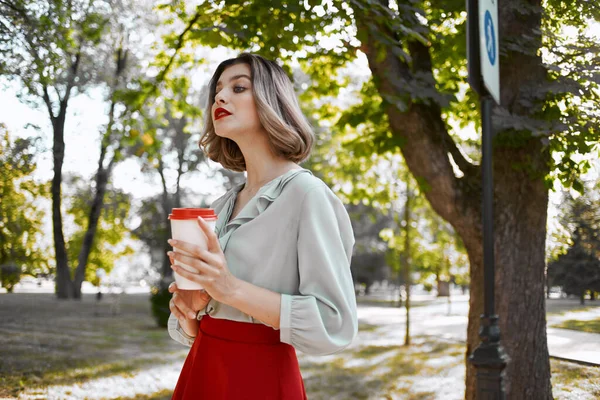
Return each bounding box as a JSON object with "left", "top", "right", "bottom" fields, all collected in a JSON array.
[
  {"left": 0, "top": 292, "right": 186, "bottom": 398},
  {"left": 546, "top": 300, "right": 600, "bottom": 316},
  {"left": 2, "top": 293, "right": 600, "bottom": 399},
  {"left": 551, "top": 359, "right": 600, "bottom": 399},
  {"left": 355, "top": 297, "right": 447, "bottom": 308},
  {"left": 120, "top": 336, "right": 600, "bottom": 400},
  {"left": 553, "top": 318, "right": 600, "bottom": 334}
]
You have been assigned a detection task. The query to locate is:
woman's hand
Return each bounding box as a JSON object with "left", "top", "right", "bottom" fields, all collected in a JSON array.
[
  {"left": 168, "top": 216, "right": 240, "bottom": 305},
  {"left": 168, "top": 281, "right": 211, "bottom": 320},
  {"left": 167, "top": 247, "right": 212, "bottom": 338}
]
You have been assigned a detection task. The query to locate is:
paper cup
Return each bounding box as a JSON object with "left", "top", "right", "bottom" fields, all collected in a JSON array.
[{"left": 169, "top": 208, "right": 218, "bottom": 290}]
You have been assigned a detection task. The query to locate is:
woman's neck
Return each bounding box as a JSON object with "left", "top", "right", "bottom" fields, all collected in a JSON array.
[
  {"left": 235, "top": 133, "right": 300, "bottom": 192},
  {"left": 243, "top": 160, "right": 300, "bottom": 192}
]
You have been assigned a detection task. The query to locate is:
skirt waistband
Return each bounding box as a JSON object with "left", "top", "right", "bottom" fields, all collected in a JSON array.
[{"left": 200, "top": 315, "right": 281, "bottom": 344}]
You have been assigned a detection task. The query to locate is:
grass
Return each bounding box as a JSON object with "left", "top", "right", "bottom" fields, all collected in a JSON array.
[
  {"left": 358, "top": 322, "right": 380, "bottom": 332},
  {"left": 356, "top": 297, "right": 443, "bottom": 308},
  {"left": 546, "top": 300, "right": 600, "bottom": 316},
  {"left": 551, "top": 359, "right": 600, "bottom": 399},
  {"left": 553, "top": 318, "right": 600, "bottom": 334},
  {"left": 298, "top": 337, "right": 464, "bottom": 399},
  {"left": 0, "top": 292, "right": 185, "bottom": 398},
  {"left": 2, "top": 293, "right": 600, "bottom": 399},
  {"left": 299, "top": 337, "right": 600, "bottom": 400},
  {"left": 111, "top": 389, "right": 174, "bottom": 400}
]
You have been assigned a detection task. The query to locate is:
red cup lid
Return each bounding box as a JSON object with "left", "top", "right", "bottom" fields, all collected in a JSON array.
[{"left": 168, "top": 208, "right": 217, "bottom": 220}]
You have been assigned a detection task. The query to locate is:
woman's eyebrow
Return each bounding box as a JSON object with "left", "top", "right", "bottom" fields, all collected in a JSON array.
[{"left": 216, "top": 74, "right": 251, "bottom": 89}]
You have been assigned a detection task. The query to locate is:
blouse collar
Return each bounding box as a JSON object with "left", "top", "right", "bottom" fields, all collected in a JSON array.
[{"left": 215, "top": 167, "right": 313, "bottom": 241}]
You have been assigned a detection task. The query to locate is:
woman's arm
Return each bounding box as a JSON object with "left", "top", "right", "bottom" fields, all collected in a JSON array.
[
  {"left": 278, "top": 184, "right": 357, "bottom": 355},
  {"left": 227, "top": 279, "right": 282, "bottom": 328},
  {"left": 167, "top": 218, "right": 282, "bottom": 329},
  {"left": 169, "top": 249, "right": 282, "bottom": 328}
]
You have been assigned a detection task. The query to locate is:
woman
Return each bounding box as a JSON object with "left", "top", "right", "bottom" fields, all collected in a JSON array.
[{"left": 167, "top": 53, "right": 357, "bottom": 399}]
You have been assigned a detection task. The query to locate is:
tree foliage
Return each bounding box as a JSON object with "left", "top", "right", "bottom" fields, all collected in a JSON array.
[
  {"left": 64, "top": 175, "right": 134, "bottom": 286},
  {"left": 146, "top": 1, "right": 599, "bottom": 397},
  {"left": 0, "top": 0, "right": 158, "bottom": 298},
  {"left": 0, "top": 125, "right": 49, "bottom": 282}
]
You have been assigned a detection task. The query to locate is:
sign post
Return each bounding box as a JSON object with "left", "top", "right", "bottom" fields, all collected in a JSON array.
[{"left": 467, "top": 0, "right": 508, "bottom": 398}]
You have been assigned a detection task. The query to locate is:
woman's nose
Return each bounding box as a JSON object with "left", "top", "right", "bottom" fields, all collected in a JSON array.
[{"left": 215, "top": 89, "right": 228, "bottom": 104}]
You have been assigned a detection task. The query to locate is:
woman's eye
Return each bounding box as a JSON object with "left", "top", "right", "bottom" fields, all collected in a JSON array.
[{"left": 233, "top": 86, "right": 246, "bottom": 93}]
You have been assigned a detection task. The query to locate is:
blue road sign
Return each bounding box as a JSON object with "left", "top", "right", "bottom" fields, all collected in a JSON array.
[
  {"left": 484, "top": 10, "right": 496, "bottom": 66},
  {"left": 479, "top": 0, "right": 500, "bottom": 103}
]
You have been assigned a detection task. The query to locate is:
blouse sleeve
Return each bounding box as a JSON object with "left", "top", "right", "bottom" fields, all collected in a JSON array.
[
  {"left": 167, "top": 312, "right": 196, "bottom": 347},
  {"left": 279, "top": 184, "right": 358, "bottom": 355}
]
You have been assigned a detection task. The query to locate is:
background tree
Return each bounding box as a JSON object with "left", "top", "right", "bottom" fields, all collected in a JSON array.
[
  {"left": 0, "top": 124, "right": 49, "bottom": 291},
  {"left": 64, "top": 175, "right": 134, "bottom": 288},
  {"left": 131, "top": 74, "right": 214, "bottom": 283},
  {"left": 150, "top": 1, "right": 600, "bottom": 397},
  {"left": 346, "top": 203, "right": 394, "bottom": 293},
  {"left": 0, "top": 0, "right": 153, "bottom": 298},
  {"left": 548, "top": 190, "right": 600, "bottom": 303},
  {"left": 0, "top": 0, "right": 113, "bottom": 298}
]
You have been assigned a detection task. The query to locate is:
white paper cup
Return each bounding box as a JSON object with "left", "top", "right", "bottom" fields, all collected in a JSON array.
[{"left": 169, "top": 208, "right": 218, "bottom": 290}]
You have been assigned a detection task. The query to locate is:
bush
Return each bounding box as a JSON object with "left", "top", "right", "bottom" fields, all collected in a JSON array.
[
  {"left": 0, "top": 264, "right": 21, "bottom": 293},
  {"left": 150, "top": 285, "right": 172, "bottom": 328}
]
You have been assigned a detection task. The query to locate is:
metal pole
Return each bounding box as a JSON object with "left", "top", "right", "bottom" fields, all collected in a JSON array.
[
  {"left": 482, "top": 95, "right": 495, "bottom": 318},
  {"left": 468, "top": 94, "right": 507, "bottom": 399}
]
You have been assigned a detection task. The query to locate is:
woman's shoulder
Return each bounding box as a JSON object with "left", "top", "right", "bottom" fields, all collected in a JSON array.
[{"left": 285, "top": 170, "right": 342, "bottom": 206}]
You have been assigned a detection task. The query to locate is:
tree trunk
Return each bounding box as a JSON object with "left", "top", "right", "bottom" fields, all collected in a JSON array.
[
  {"left": 403, "top": 171, "right": 412, "bottom": 346},
  {"left": 72, "top": 46, "right": 127, "bottom": 298},
  {"left": 158, "top": 158, "right": 173, "bottom": 281},
  {"left": 47, "top": 50, "right": 81, "bottom": 299},
  {"left": 463, "top": 139, "right": 552, "bottom": 400},
  {"left": 51, "top": 115, "right": 72, "bottom": 299},
  {"left": 356, "top": 0, "right": 553, "bottom": 398},
  {"left": 72, "top": 168, "right": 110, "bottom": 298},
  {"left": 580, "top": 291, "right": 585, "bottom": 305},
  {"left": 437, "top": 280, "right": 450, "bottom": 297}
]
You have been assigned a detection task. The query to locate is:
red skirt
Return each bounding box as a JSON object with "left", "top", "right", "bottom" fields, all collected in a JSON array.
[{"left": 172, "top": 315, "right": 307, "bottom": 400}]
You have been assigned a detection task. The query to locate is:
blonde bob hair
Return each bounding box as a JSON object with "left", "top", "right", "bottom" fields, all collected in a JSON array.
[{"left": 200, "top": 53, "right": 314, "bottom": 172}]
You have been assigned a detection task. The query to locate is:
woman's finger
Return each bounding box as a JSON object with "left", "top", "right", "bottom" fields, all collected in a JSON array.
[
  {"left": 168, "top": 241, "right": 220, "bottom": 267},
  {"left": 168, "top": 239, "right": 202, "bottom": 258},
  {"left": 196, "top": 248, "right": 222, "bottom": 268},
  {"left": 172, "top": 292, "right": 198, "bottom": 319},
  {"left": 196, "top": 217, "right": 220, "bottom": 253},
  {"left": 168, "top": 251, "right": 219, "bottom": 275},
  {"left": 168, "top": 282, "right": 178, "bottom": 293},
  {"left": 169, "top": 298, "right": 185, "bottom": 321},
  {"left": 171, "top": 263, "right": 210, "bottom": 287}
]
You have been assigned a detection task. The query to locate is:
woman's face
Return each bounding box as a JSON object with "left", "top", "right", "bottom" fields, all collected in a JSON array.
[{"left": 211, "top": 63, "right": 262, "bottom": 141}]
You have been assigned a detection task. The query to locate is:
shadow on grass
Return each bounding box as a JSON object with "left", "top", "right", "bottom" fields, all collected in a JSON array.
[
  {"left": 356, "top": 298, "right": 441, "bottom": 309},
  {"left": 358, "top": 322, "right": 380, "bottom": 333},
  {"left": 299, "top": 337, "right": 463, "bottom": 400},
  {"left": 551, "top": 359, "right": 600, "bottom": 399},
  {"left": 0, "top": 293, "right": 186, "bottom": 398},
  {"left": 114, "top": 389, "right": 174, "bottom": 400},
  {"left": 552, "top": 318, "right": 600, "bottom": 334}
]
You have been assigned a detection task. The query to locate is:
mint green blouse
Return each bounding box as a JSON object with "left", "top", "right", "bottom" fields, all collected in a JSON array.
[{"left": 168, "top": 167, "right": 357, "bottom": 355}]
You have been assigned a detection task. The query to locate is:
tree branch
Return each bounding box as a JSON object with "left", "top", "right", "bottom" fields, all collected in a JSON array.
[
  {"left": 354, "top": 2, "right": 480, "bottom": 233},
  {"left": 407, "top": 39, "right": 478, "bottom": 178},
  {"left": 154, "top": 9, "right": 203, "bottom": 86},
  {"left": 41, "top": 85, "right": 56, "bottom": 120},
  {"left": 60, "top": 49, "right": 82, "bottom": 113}
]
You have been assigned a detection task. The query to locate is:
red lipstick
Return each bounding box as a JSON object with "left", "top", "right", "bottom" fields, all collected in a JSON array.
[{"left": 214, "top": 108, "right": 232, "bottom": 120}]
